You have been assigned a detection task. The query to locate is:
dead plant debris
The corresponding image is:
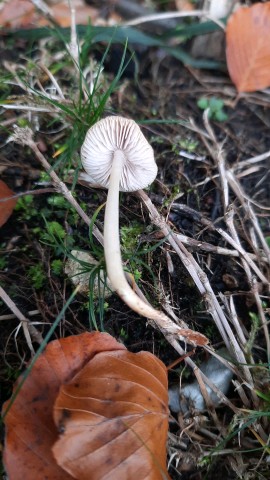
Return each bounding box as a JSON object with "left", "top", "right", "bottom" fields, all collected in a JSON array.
[{"left": 0, "top": 1, "right": 270, "bottom": 480}]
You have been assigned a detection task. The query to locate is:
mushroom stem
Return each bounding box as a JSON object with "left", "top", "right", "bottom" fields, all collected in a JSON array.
[
  {"left": 104, "top": 151, "right": 181, "bottom": 330},
  {"left": 104, "top": 150, "right": 126, "bottom": 290}
]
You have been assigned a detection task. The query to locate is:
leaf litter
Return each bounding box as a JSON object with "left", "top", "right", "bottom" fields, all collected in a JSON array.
[
  {"left": 2, "top": 332, "right": 169, "bottom": 480},
  {"left": 1, "top": 1, "right": 270, "bottom": 479}
]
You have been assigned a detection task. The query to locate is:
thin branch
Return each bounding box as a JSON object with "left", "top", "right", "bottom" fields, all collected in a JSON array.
[
  {"left": 0, "top": 286, "right": 43, "bottom": 351},
  {"left": 201, "top": 114, "right": 270, "bottom": 384},
  {"left": 137, "top": 189, "right": 253, "bottom": 376},
  {"left": 226, "top": 170, "right": 270, "bottom": 264},
  {"left": 124, "top": 10, "right": 211, "bottom": 26}
]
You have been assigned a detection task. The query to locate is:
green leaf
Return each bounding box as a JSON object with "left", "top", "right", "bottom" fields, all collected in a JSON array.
[
  {"left": 209, "top": 97, "right": 224, "bottom": 111},
  {"left": 51, "top": 259, "right": 63, "bottom": 276},
  {"left": 255, "top": 389, "right": 270, "bottom": 403},
  {"left": 214, "top": 109, "right": 228, "bottom": 122},
  {"left": 197, "top": 97, "right": 209, "bottom": 110}
]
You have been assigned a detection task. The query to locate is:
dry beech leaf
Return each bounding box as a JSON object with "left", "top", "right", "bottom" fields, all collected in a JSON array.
[
  {"left": 2, "top": 332, "right": 126, "bottom": 480},
  {"left": 0, "top": 180, "right": 17, "bottom": 227},
  {"left": 175, "top": 0, "right": 194, "bottom": 11},
  {"left": 0, "top": 0, "right": 99, "bottom": 29},
  {"left": 39, "top": 1, "right": 99, "bottom": 28},
  {"left": 0, "top": 0, "right": 35, "bottom": 28},
  {"left": 226, "top": 3, "right": 270, "bottom": 92},
  {"left": 53, "top": 350, "right": 170, "bottom": 480}
]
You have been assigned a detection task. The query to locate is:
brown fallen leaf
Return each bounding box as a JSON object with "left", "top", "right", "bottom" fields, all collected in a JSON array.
[
  {"left": 53, "top": 349, "right": 170, "bottom": 480},
  {"left": 0, "top": 180, "right": 17, "bottom": 228},
  {"left": 0, "top": 0, "right": 35, "bottom": 28},
  {"left": 2, "top": 332, "right": 126, "bottom": 480},
  {"left": 175, "top": 0, "right": 194, "bottom": 11},
  {"left": 0, "top": 0, "right": 99, "bottom": 29},
  {"left": 39, "top": 1, "right": 99, "bottom": 28},
  {"left": 226, "top": 3, "right": 270, "bottom": 92}
]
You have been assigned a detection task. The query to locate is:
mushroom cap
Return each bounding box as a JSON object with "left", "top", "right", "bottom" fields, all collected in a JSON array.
[{"left": 81, "top": 116, "right": 157, "bottom": 192}]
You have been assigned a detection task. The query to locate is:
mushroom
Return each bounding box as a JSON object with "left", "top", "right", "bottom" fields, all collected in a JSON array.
[
  {"left": 81, "top": 116, "right": 156, "bottom": 310},
  {"left": 81, "top": 116, "right": 208, "bottom": 344}
]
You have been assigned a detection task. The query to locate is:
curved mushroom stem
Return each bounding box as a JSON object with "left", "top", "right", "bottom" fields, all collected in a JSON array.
[{"left": 104, "top": 151, "right": 190, "bottom": 336}]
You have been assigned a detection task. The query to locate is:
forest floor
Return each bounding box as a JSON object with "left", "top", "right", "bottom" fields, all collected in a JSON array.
[{"left": 0, "top": 2, "right": 270, "bottom": 479}]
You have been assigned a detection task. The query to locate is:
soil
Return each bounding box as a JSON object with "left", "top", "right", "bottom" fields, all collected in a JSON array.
[{"left": 1, "top": 10, "right": 270, "bottom": 480}]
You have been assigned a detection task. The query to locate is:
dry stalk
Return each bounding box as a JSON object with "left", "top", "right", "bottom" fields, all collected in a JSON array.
[
  {"left": 0, "top": 310, "right": 40, "bottom": 321},
  {"left": 216, "top": 226, "right": 268, "bottom": 284},
  {"left": 124, "top": 10, "right": 206, "bottom": 26},
  {"left": 38, "top": 64, "right": 65, "bottom": 99},
  {"left": 203, "top": 115, "right": 270, "bottom": 365},
  {"left": 226, "top": 210, "right": 270, "bottom": 362},
  {"left": 0, "top": 286, "right": 43, "bottom": 353},
  {"left": 68, "top": 7, "right": 80, "bottom": 67},
  {"left": 168, "top": 336, "right": 239, "bottom": 414},
  {"left": 171, "top": 208, "right": 268, "bottom": 262},
  {"left": 226, "top": 170, "right": 270, "bottom": 264},
  {"left": 194, "top": 370, "right": 222, "bottom": 428},
  {"left": 204, "top": 114, "right": 270, "bottom": 265},
  {"left": 137, "top": 189, "right": 254, "bottom": 380},
  {"left": 232, "top": 149, "right": 270, "bottom": 173},
  {"left": 163, "top": 298, "right": 238, "bottom": 419},
  {"left": 232, "top": 379, "right": 251, "bottom": 408},
  {"left": 214, "top": 137, "right": 270, "bottom": 370},
  {"left": 222, "top": 295, "right": 247, "bottom": 347}
]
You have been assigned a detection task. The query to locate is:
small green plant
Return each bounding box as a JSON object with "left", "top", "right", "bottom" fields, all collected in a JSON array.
[
  {"left": 15, "top": 195, "right": 37, "bottom": 221},
  {"left": 255, "top": 388, "right": 270, "bottom": 406},
  {"left": 172, "top": 137, "right": 198, "bottom": 153},
  {"left": 0, "top": 256, "right": 6, "bottom": 270},
  {"left": 120, "top": 223, "right": 146, "bottom": 281},
  {"left": 47, "top": 195, "right": 69, "bottom": 209},
  {"left": 41, "top": 220, "right": 65, "bottom": 241},
  {"left": 38, "top": 220, "right": 74, "bottom": 255},
  {"left": 51, "top": 259, "right": 63, "bottom": 275},
  {"left": 119, "top": 327, "right": 129, "bottom": 341},
  {"left": 121, "top": 223, "right": 144, "bottom": 254},
  {"left": 28, "top": 264, "right": 46, "bottom": 289},
  {"left": 197, "top": 96, "right": 228, "bottom": 122},
  {"left": 179, "top": 138, "right": 198, "bottom": 152},
  {"left": 163, "top": 185, "right": 182, "bottom": 207}
]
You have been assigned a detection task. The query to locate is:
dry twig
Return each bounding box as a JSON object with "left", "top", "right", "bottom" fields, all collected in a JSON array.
[
  {"left": 0, "top": 286, "right": 43, "bottom": 353},
  {"left": 202, "top": 114, "right": 270, "bottom": 365}
]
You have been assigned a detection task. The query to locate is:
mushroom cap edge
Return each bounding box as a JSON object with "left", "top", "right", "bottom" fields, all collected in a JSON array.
[{"left": 81, "top": 116, "right": 157, "bottom": 192}]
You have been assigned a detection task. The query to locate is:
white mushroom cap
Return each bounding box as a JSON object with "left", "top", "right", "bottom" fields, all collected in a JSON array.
[{"left": 81, "top": 116, "right": 157, "bottom": 192}]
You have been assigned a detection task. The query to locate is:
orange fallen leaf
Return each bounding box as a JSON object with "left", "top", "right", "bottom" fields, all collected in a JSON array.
[
  {"left": 175, "top": 0, "right": 194, "bottom": 11},
  {"left": 39, "top": 1, "right": 99, "bottom": 28},
  {"left": 0, "top": 0, "right": 99, "bottom": 29},
  {"left": 2, "top": 332, "right": 170, "bottom": 480},
  {"left": 53, "top": 350, "right": 170, "bottom": 480},
  {"left": 226, "top": 3, "right": 270, "bottom": 92},
  {"left": 0, "top": 180, "right": 17, "bottom": 227},
  {"left": 2, "top": 332, "right": 126, "bottom": 480},
  {"left": 0, "top": 0, "right": 35, "bottom": 28}
]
